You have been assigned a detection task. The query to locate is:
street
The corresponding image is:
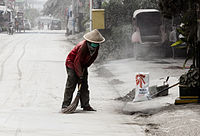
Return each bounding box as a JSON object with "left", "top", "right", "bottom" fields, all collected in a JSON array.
[
  {"left": 1, "top": 0, "right": 199, "bottom": 135},
  {"left": 0, "top": 31, "right": 145, "bottom": 136}
]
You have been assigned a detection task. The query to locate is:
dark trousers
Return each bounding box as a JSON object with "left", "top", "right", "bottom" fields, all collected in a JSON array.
[{"left": 62, "top": 67, "right": 90, "bottom": 108}]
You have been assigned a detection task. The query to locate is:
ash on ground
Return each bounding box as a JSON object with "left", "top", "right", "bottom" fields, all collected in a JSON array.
[
  {"left": 115, "top": 89, "right": 135, "bottom": 102},
  {"left": 134, "top": 104, "right": 200, "bottom": 136}
]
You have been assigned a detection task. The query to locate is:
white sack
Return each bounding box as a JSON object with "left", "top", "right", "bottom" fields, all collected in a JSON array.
[{"left": 133, "top": 72, "right": 150, "bottom": 102}]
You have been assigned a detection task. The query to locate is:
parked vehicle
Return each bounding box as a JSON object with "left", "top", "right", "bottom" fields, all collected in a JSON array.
[
  {"left": 50, "top": 19, "right": 61, "bottom": 30},
  {"left": 131, "top": 9, "right": 167, "bottom": 59},
  {"left": 24, "top": 19, "right": 31, "bottom": 30}
]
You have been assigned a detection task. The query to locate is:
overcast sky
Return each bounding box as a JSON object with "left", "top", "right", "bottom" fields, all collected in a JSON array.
[
  {"left": 27, "top": 0, "right": 48, "bottom": 10},
  {"left": 27, "top": 0, "right": 47, "bottom": 4}
]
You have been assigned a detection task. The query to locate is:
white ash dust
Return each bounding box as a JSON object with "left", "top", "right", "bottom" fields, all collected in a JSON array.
[
  {"left": 93, "top": 66, "right": 114, "bottom": 78},
  {"left": 132, "top": 104, "right": 200, "bottom": 136},
  {"left": 115, "top": 89, "right": 135, "bottom": 102}
]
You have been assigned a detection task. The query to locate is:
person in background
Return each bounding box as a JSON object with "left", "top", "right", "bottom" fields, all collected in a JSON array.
[{"left": 169, "top": 26, "right": 177, "bottom": 58}]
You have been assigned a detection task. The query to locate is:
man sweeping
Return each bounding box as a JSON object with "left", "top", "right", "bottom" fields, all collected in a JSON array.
[{"left": 61, "top": 29, "right": 105, "bottom": 113}]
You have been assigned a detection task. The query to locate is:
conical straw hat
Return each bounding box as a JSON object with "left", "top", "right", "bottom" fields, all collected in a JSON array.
[{"left": 83, "top": 29, "right": 105, "bottom": 43}]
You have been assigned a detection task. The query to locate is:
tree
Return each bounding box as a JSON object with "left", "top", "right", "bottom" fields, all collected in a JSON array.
[
  {"left": 103, "top": 0, "right": 159, "bottom": 29},
  {"left": 42, "top": 0, "right": 71, "bottom": 20},
  {"left": 159, "top": 0, "right": 200, "bottom": 87}
]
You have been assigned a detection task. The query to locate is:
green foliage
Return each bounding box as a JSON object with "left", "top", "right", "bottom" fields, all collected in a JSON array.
[
  {"left": 103, "top": 1, "right": 128, "bottom": 28},
  {"left": 159, "top": 0, "right": 183, "bottom": 18},
  {"left": 103, "top": 0, "right": 159, "bottom": 29},
  {"left": 160, "top": 0, "right": 199, "bottom": 66},
  {"left": 43, "top": 0, "right": 71, "bottom": 20},
  {"left": 159, "top": 0, "right": 200, "bottom": 87}
]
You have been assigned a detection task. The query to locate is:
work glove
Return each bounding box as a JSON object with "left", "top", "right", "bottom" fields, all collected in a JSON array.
[{"left": 78, "top": 76, "right": 84, "bottom": 84}]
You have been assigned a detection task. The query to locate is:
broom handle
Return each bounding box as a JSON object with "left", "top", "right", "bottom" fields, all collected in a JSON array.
[
  {"left": 78, "top": 68, "right": 85, "bottom": 91},
  {"left": 78, "top": 68, "right": 85, "bottom": 93},
  {"left": 150, "top": 82, "right": 179, "bottom": 98},
  {"left": 78, "top": 84, "right": 82, "bottom": 91}
]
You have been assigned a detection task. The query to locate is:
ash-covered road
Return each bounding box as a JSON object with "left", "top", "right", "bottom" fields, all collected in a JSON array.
[{"left": 0, "top": 31, "right": 144, "bottom": 136}]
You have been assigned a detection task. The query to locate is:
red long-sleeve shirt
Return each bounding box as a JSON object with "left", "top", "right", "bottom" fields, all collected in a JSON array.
[{"left": 65, "top": 40, "right": 99, "bottom": 77}]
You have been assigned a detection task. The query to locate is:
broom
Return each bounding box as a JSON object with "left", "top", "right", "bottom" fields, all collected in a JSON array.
[{"left": 62, "top": 84, "right": 82, "bottom": 113}]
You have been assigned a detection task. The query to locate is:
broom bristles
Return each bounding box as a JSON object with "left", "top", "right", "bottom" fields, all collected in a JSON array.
[{"left": 62, "top": 92, "right": 80, "bottom": 113}]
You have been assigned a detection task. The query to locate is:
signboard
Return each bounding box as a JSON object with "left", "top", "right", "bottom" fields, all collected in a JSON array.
[{"left": 92, "top": 9, "right": 105, "bottom": 29}]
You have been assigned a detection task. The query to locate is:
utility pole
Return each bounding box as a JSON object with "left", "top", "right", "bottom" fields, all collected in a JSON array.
[
  {"left": 72, "top": 0, "right": 75, "bottom": 34},
  {"left": 89, "top": 0, "right": 92, "bottom": 31}
]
